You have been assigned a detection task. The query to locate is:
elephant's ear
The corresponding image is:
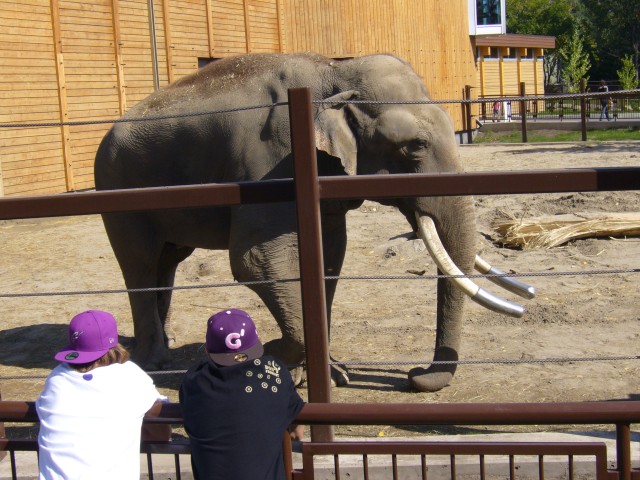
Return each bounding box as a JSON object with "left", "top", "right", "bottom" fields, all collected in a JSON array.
[{"left": 314, "top": 90, "right": 359, "bottom": 176}]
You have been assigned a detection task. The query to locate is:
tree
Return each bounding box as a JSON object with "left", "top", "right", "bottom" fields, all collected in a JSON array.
[
  {"left": 506, "top": 0, "right": 578, "bottom": 86},
  {"left": 506, "top": 0, "right": 575, "bottom": 37},
  {"left": 559, "top": 28, "right": 591, "bottom": 92},
  {"left": 578, "top": 0, "right": 640, "bottom": 82},
  {"left": 617, "top": 55, "right": 639, "bottom": 90},
  {"left": 506, "top": 0, "right": 640, "bottom": 87}
]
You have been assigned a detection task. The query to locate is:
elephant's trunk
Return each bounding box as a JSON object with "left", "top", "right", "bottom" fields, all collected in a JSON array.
[
  {"left": 418, "top": 216, "right": 526, "bottom": 317},
  {"left": 408, "top": 195, "right": 476, "bottom": 392}
]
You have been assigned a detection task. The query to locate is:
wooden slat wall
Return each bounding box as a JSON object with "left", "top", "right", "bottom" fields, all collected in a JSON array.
[
  {"left": 118, "top": 0, "right": 165, "bottom": 107},
  {"left": 0, "top": 0, "right": 65, "bottom": 196},
  {"left": 211, "top": 0, "right": 247, "bottom": 55},
  {"left": 480, "top": 60, "right": 501, "bottom": 96},
  {"left": 1, "top": 0, "right": 479, "bottom": 196},
  {"left": 58, "top": 0, "right": 121, "bottom": 191},
  {"left": 246, "top": 0, "right": 280, "bottom": 53},
  {"left": 167, "top": 0, "right": 209, "bottom": 78},
  {"left": 279, "top": 0, "right": 476, "bottom": 125},
  {"left": 477, "top": 52, "right": 546, "bottom": 98},
  {"left": 503, "top": 61, "right": 519, "bottom": 95}
]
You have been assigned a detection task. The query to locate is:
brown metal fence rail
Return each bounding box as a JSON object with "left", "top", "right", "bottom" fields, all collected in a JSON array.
[
  {"left": 0, "top": 400, "right": 639, "bottom": 479},
  {"left": 0, "top": 89, "right": 639, "bottom": 476}
]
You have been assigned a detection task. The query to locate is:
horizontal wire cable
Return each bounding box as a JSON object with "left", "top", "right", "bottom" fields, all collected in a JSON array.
[
  {"left": 0, "top": 102, "right": 287, "bottom": 129},
  {"left": 0, "top": 268, "right": 637, "bottom": 298},
  {"left": 1, "top": 89, "right": 639, "bottom": 129},
  {"left": 2, "top": 355, "right": 639, "bottom": 381}
]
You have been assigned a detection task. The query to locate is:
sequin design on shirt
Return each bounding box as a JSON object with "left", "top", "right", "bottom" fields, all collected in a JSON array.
[{"left": 244, "top": 358, "right": 282, "bottom": 394}]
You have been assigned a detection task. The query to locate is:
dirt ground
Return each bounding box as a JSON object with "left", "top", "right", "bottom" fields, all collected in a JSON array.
[{"left": 1, "top": 140, "right": 639, "bottom": 437}]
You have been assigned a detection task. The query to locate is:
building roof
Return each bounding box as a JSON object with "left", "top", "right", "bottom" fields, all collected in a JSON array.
[{"left": 473, "top": 34, "right": 556, "bottom": 49}]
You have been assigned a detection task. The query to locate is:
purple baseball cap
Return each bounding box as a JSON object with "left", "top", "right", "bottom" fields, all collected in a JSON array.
[
  {"left": 206, "top": 309, "right": 263, "bottom": 366},
  {"left": 54, "top": 310, "right": 119, "bottom": 364}
]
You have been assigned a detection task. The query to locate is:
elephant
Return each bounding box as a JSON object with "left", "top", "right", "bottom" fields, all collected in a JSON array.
[{"left": 94, "top": 52, "right": 534, "bottom": 392}]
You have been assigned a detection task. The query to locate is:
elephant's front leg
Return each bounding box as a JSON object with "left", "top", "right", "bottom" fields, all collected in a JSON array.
[
  {"left": 128, "top": 290, "right": 170, "bottom": 369},
  {"left": 231, "top": 239, "right": 308, "bottom": 384},
  {"left": 322, "top": 208, "right": 350, "bottom": 387},
  {"left": 229, "top": 205, "right": 307, "bottom": 383}
]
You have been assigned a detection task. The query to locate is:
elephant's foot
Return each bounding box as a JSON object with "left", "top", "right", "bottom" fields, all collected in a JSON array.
[
  {"left": 162, "top": 307, "right": 177, "bottom": 348},
  {"left": 263, "top": 337, "right": 306, "bottom": 386},
  {"left": 408, "top": 347, "right": 458, "bottom": 392},
  {"left": 263, "top": 338, "right": 305, "bottom": 364},
  {"left": 164, "top": 330, "right": 177, "bottom": 348},
  {"left": 289, "top": 365, "right": 306, "bottom": 387},
  {"left": 285, "top": 363, "right": 349, "bottom": 388},
  {"left": 330, "top": 357, "right": 349, "bottom": 387},
  {"left": 131, "top": 343, "right": 171, "bottom": 371}
]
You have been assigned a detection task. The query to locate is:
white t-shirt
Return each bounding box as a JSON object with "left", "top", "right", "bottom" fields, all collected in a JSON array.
[{"left": 36, "top": 361, "right": 164, "bottom": 480}]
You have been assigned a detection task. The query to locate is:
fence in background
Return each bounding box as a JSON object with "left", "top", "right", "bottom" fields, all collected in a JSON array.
[
  {"left": 478, "top": 94, "right": 640, "bottom": 122},
  {"left": 463, "top": 82, "right": 640, "bottom": 143}
]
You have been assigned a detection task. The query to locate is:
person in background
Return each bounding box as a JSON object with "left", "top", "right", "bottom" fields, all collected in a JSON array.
[
  {"left": 37, "top": 310, "right": 169, "bottom": 480},
  {"left": 492, "top": 99, "right": 501, "bottom": 122},
  {"left": 180, "top": 308, "right": 305, "bottom": 480},
  {"left": 598, "top": 80, "right": 611, "bottom": 121}
]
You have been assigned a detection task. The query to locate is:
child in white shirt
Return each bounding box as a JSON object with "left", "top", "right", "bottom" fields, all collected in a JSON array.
[{"left": 37, "top": 310, "right": 168, "bottom": 480}]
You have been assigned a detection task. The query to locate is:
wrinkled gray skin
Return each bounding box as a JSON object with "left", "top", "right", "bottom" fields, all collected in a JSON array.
[{"left": 94, "top": 52, "right": 475, "bottom": 392}]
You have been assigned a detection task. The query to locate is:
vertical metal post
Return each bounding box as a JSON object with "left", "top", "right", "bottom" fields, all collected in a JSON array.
[
  {"left": 288, "top": 88, "right": 333, "bottom": 442},
  {"left": 616, "top": 423, "right": 631, "bottom": 480},
  {"left": 0, "top": 390, "right": 5, "bottom": 462},
  {"left": 519, "top": 82, "right": 528, "bottom": 143},
  {"left": 580, "top": 79, "right": 588, "bottom": 141},
  {"left": 147, "top": 0, "right": 161, "bottom": 91},
  {"left": 464, "top": 85, "right": 473, "bottom": 144}
]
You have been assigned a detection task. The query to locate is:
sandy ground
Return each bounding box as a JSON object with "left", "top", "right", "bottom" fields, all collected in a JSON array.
[{"left": 0, "top": 140, "right": 638, "bottom": 438}]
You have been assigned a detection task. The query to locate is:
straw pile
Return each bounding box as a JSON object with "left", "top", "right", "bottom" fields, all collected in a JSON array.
[{"left": 492, "top": 212, "right": 640, "bottom": 249}]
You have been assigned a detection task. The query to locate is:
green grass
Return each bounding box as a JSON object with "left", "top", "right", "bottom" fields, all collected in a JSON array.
[{"left": 474, "top": 127, "right": 640, "bottom": 143}]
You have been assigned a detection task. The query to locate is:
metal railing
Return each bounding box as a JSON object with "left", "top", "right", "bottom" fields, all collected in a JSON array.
[
  {"left": 478, "top": 95, "right": 640, "bottom": 122},
  {"left": 1, "top": 400, "right": 638, "bottom": 479}
]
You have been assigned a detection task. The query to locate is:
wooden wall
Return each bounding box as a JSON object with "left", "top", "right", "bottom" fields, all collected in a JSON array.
[
  {"left": 0, "top": 0, "right": 477, "bottom": 196},
  {"left": 475, "top": 47, "right": 545, "bottom": 119},
  {"left": 476, "top": 48, "right": 545, "bottom": 97}
]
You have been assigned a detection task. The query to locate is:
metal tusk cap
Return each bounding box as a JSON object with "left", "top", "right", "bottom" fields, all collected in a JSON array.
[{"left": 472, "top": 288, "right": 525, "bottom": 318}]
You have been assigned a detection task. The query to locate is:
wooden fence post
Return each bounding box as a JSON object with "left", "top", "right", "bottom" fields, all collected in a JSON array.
[
  {"left": 288, "top": 88, "right": 333, "bottom": 442},
  {"left": 580, "top": 79, "right": 588, "bottom": 141},
  {"left": 519, "top": 82, "right": 528, "bottom": 143},
  {"left": 465, "top": 85, "right": 473, "bottom": 144},
  {"left": 0, "top": 389, "right": 5, "bottom": 462}
]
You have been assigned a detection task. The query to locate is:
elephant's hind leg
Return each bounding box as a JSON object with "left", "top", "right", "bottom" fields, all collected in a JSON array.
[
  {"left": 102, "top": 212, "right": 169, "bottom": 370},
  {"left": 157, "top": 243, "right": 195, "bottom": 347}
]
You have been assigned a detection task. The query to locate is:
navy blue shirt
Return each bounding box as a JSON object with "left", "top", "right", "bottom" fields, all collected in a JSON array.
[{"left": 180, "top": 355, "right": 305, "bottom": 480}]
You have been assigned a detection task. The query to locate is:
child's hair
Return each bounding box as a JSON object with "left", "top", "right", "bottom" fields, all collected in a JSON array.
[{"left": 69, "top": 344, "right": 130, "bottom": 373}]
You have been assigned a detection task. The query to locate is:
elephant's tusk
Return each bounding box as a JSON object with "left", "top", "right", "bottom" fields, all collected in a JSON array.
[
  {"left": 474, "top": 255, "right": 536, "bottom": 299},
  {"left": 416, "top": 214, "right": 525, "bottom": 318}
]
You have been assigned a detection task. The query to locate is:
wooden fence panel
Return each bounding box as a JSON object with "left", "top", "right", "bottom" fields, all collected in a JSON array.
[
  {"left": 58, "top": 0, "right": 119, "bottom": 191},
  {"left": 246, "top": 0, "right": 280, "bottom": 53},
  {"left": 0, "top": 0, "right": 66, "bottom": 196},
  {"left": 168, "top": 0, "right": 210, "bottom": 78},
  {"left": 211, "top": 0, "right": 248, "bottom": 55}
]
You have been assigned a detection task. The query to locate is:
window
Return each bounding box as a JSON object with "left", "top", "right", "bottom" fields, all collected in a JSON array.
[
  {"left": 476, "top": 0, "right": 501, "bottom": 25},
  {"left": 503, "top": 48, "right": 516, "bottom": 59},
  {"left": 521, "top": 49, "right": 534, "bottom": 60},
  {"left": 198, "top": 58, "right": 223, "bottom": 69},
  {"left": 468, "top": 0, "right": 506, "bottom": 35}
]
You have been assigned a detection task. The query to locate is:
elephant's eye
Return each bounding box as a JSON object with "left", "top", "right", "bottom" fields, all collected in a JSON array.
[{"left": 400, "top": 139, "right": 428, "bottom": 158}]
